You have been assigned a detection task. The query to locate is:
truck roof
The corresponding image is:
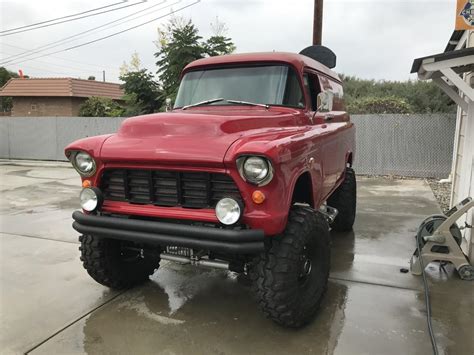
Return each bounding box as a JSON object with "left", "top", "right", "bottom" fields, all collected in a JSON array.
[{"left": 183, "top": 52, "right": 341, "bottom": 82}]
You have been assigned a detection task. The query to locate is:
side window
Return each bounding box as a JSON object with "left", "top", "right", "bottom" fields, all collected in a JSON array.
[
  {"left": 282, "top": 68, "right": 305, "bottom": 108},
  {"left": 319, "top": 75, "right": 343, "bottom": 110},
  {"left": 303, "top": 72, "right": 321, "bottom": 111}
]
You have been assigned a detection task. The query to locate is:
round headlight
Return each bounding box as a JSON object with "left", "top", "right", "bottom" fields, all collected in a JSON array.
[
  {"left": 73, "top": 152, "right": 96, "bottom": 176},
  {"left": 80, "top": 187, "right": 101, "bottom": 212},
  {"left": 243, "top": 157, "right": 270, "bottom": 184},
  {"left": 215, "top": 198, "right": 241, "bottom": 225}
]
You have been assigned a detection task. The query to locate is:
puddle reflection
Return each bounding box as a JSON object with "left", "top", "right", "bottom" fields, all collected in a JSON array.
[{"left": 79, "top": 263, "right": 350, "bottom": 354}]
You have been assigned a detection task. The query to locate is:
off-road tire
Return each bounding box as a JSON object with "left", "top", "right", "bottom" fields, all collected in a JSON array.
[
  {"left": 250, "top": 206, "right": 330, "bottom": 328},
  {"left": 328, "top": 167, "right": 356, "bottom": 232},
  {"left": 79, "top": 235, "right": 160, "bottom": 289}
]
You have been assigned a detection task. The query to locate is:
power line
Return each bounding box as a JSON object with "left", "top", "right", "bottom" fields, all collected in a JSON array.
[
  {"left": 0, "top": 55, "right": 94, "bottom": 76},
  {"left": 0, "top": 1, "right": 127, "bottom": 34},
  {"left": 1, "top": 50, "right": 120, "bottom": 75},
  {"left": 2, "top": 56, "right": 121, "bottom": 82},
  {"left": 1, "top": 0, "right": 175, "bottom": 64},
  {"left": 5, "top": 1, "right": 201, "bottom": 66},
  {"left": 0, "top": 0, "right": 148, "bottom": 37},
  {"left": 17, "top": 65, "right": 80, "bottom": 76},
  {"left": 1, "top": 42, "right": 121, "bottom": 70},
  {"left": 1, "top": 0, "right": 168, "bottom": 63}
]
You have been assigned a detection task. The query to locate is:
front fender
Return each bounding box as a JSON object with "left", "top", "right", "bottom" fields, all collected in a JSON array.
[
  {"left": 223, "top": 127, "right": 322, "bottom": 236},
  {"left": 64, "top": 134, "right": 114, "bottom": 159},
  {"left": 64, "top": 134, "right": 114, "bottom": 184}
]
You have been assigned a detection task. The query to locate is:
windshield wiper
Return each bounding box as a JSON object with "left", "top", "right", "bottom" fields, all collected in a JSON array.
[
  {"left": 226, "top": 99, "right": 269, "bottom": 109},
  {"left": 182, "top": 98, "right": 224, "bottom": 110}
]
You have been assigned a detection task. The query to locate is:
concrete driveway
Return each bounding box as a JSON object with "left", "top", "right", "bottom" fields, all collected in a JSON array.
[{"left": 0, "top": 160, "right": 473, "bottom": 355}]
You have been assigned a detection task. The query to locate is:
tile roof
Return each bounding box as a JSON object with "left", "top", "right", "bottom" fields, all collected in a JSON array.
[{"left": 0, "top": 78, "right": 124, "bottom": 100}]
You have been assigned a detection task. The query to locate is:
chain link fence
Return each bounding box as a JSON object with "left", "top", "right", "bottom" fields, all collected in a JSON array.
[
  {"left": 352, "top": 114, "right": 456, "bottom": 178},
  {"left": 0, "top": 114, "right": 456, "bottom": 178}
]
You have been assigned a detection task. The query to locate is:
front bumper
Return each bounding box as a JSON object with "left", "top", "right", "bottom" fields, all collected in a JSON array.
[{"left": 72, "top": 211, "right": 265, "bottom": 254}]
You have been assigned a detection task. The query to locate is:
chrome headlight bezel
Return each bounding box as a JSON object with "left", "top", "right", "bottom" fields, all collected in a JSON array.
[
  {"left": 69, "top": 151, "right": 96, "bottom": 177},
  {"left": 236, "top": 155, "right": 274, "bottom": 186}
]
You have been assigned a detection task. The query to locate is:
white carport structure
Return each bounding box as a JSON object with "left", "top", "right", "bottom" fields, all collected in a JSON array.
[{"left": 411, "top": 45, "right": 474, "bottom": 260}]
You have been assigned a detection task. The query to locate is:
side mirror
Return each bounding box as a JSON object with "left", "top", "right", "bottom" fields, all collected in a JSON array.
[
  {"left": 317, "top": 91, "right": 334, "bottom": 112},
  {"left": 165, "top": 98, "right": 172, "bottom": 112}
]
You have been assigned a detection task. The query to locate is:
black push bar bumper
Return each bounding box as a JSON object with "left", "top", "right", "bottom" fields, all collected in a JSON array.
[{"left": 72, "top": 211, "right": 265, "bottom": 254}]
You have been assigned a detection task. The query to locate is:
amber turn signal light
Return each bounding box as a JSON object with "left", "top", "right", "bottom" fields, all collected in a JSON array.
[
  {"left": 252, "top": 190, "right": 265, "bottom": 204},
  {"left": 82, "top": 179, "right": 92, "bottom": 188}
]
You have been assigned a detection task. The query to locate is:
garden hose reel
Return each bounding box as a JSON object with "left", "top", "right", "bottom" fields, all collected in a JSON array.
[{"left": 410, "top": 197, "right": 474, "bottom": 281}]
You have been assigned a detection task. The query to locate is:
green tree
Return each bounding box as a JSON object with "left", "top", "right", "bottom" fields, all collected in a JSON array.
[
  {"left": 120, "top": 69, "right": 162, "bottom": 114},
  {"left": 118, "top": 53, "right": 162, "bottom": 115},
  {"left": 119, "top": 51, "right": 142, "bottom": 77},
  {"left": 0, "top": 67, "right": 19, "bottom": 112},
  {"left": 204, "top": 35, "right": 235, "bottom": 57},
  {"left": 121, "top": 93, "right": 143, "bottom": 117},
  {"left": 0, "top": 67, "right": 18, "bottom": 86},
  {"left": 204, "top": 17, "right": 236, "bottom": 56},
  {"left": 78, "top": 97, "right": 124, "bottom": 117},
  {"left": 155, "top": 19, "right": 204, "bottom": 103},
  {"left": 154, "top": 17, "right": 235, "bottom": 106}
]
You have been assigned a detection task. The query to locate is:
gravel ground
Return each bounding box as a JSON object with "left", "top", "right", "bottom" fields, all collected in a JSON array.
[
  {"left": 359, "top": 174, "right": 451, "bottom": 213},
  {"left": 426, "top": 178, "right": 452, "bottom": 213}
]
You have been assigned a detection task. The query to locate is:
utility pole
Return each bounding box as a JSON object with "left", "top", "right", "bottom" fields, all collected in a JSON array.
[{"left": 313, "top": 0, "right": 323, "bottom": 45}]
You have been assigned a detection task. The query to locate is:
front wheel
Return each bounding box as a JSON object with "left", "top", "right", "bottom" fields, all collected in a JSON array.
[
  {"left": 250, "top": 206, "right": 330, "bottom": 328},
  {"left": 79, "top": 235, "right": 160, "bottom": 289}
]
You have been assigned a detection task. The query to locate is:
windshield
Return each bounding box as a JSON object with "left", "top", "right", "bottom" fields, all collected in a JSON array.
[{"left": 174, "top": 65, "right": 305, "bottom": 109}]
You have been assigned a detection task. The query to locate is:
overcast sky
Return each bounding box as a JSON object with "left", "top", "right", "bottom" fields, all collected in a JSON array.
[{"left": 0, "top": 0, "right": 457, "bottom": 82}]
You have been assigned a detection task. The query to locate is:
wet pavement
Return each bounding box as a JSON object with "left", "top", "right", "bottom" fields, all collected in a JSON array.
[{"left": 0, "top": 160, "right": 473, "bottom": 355}]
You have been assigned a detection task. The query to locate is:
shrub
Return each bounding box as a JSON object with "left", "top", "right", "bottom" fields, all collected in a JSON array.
[
  {"left": 341, "top": 75, "right": 456, "bottom": 114},
  {"left": 78, "top": 97, "right": 124, "bottom": 117},
  {"left": 347, "top": 96, "right": 413, "bottom": 114}
]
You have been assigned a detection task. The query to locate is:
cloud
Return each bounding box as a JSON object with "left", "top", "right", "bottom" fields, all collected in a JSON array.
[{"left": 0, "top": 0, "right": 457, "bottom": 81}]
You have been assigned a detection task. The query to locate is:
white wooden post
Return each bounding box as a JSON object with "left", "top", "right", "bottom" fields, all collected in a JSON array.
[{"left": 460, "top": 101, "right": 474, "bottom": 259}]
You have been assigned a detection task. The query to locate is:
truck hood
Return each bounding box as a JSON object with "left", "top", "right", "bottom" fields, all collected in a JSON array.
[{"left": 100, "top": 108, "right": 303, "bottom": 166}]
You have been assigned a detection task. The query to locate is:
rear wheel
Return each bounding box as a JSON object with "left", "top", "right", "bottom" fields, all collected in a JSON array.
[
  {"left": 79, "top": 235, "right": 160, "bottom": 289},
  {"left": 250, "top": 206, "right": 330, "bottom": 328},
  {"left": 328, "top": 167, "right": 357, "bottom": 232}
]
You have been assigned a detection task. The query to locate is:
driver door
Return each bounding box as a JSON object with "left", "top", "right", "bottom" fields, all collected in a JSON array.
[{"left": 303, "top": 71, "right": 338, "bottom": 200}]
